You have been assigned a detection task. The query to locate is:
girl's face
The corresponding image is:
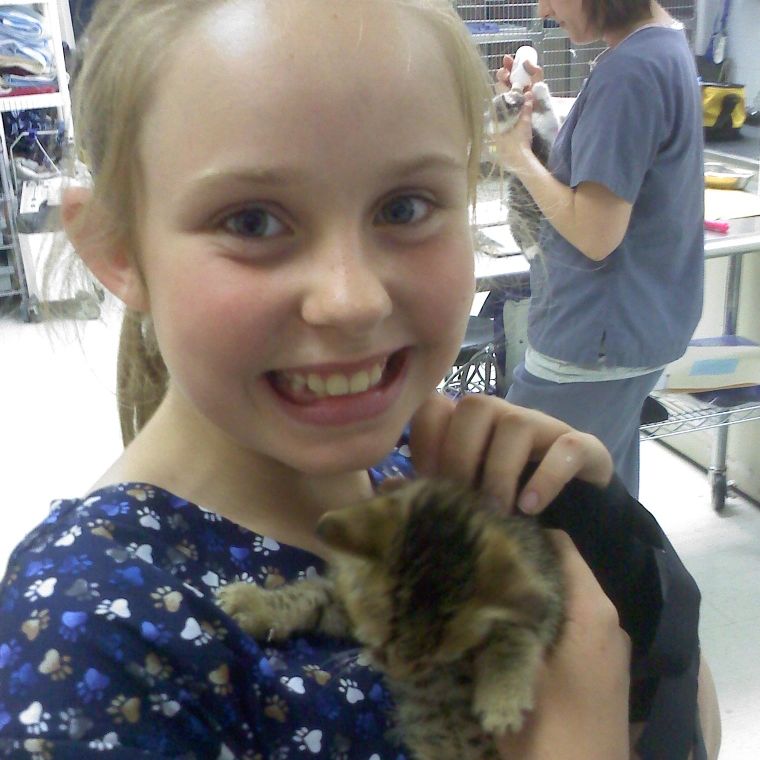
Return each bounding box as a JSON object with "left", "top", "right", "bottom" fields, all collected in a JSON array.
[
  {"left": 134, "top": 0, "right": 475, "bottom": 476},
  {"left": 538, "top": 0, "right": 599, "bottom": 44}
]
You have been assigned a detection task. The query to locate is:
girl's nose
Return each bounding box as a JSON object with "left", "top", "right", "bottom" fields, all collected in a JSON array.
[
  {"left": 537, "top": 0, "right": 551, "bottom": 18},
  {"left": 300, "top": 237, "right": 393, "bottom": 332}
]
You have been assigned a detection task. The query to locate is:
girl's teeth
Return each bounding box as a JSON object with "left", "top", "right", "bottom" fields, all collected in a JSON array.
[
  {"left": 285, "top": 363, "right": 385, "bottom": 399},
  {"left": 349, "top": 370, "right": 370, "bottom": 394},
  {"left": 307, "top": 374, "right": 325, "bottom": 395},
  {"left": 326, "top": 374, "right": 349, "bottom": 396}
]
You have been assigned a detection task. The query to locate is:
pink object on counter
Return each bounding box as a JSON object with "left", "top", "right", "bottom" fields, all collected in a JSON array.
[{"left": 704, "top": 219, "right": 730, "bottom": 234}]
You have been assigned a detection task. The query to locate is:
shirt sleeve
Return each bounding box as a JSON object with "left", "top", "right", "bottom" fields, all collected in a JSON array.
[
  {"left": 0, "top": 525, "right": 255, "bottom": 757},
  {"left": 569, "top": 63, "right": 666, "bottom": 203}
]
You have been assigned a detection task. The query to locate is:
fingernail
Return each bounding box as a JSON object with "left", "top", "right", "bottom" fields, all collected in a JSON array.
[{"left": 517, "top": 490, "right": 540, "bottom": 514}]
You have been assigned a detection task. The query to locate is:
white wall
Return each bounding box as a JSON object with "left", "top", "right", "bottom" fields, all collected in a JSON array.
[
  {"left": 727, "top": 0, "right": 760, "bottom": 106},
  {"left": 696, "top": 0, "right": 760, "bottom": 105}
]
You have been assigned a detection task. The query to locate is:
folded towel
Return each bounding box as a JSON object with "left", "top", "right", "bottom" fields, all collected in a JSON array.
[
  {"left": 1, "top": 72, "right": 57, "bottom": 89},
  {"left": 0, "top": 8, "right": 45, "bottom": 41},
  {"left": 0, "top": 37, "right": 52, "bottom": 71},
  {"left": 0, "top": 54, "right": 46, "bottom": 76}
]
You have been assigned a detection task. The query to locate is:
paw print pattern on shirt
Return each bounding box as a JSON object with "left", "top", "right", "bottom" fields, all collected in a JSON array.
[
  {"left": 338, "top": 679, "right": 365, "bottom": 704},
  {"left": 0, "top": 471, "right": 408, "bottom": 756},
  {"left": 136, "top": 507, "right": 161, "bottom": 530},
  {"left": 150, "top": 586, "right": 184, "bottom": 613},
  {"left": 53, "top": 525, "right": 82, "bottom": 548},
  {"left": 19, "top": 701, "right": 51, "bottom": 735},
  {"left": 293, "top": 726, "right": 323, "bottom": 753},
  {"left": 21, "top": 609, "right": 51, "bottom": 641},
  {"left": 24, "top": 578, "right": 57, "bottom": 603},
  {"left": 95, "top": 598, "right": 131, "bottom": 621},
  {"left": 252, "top": 535, "right": 280, "bottom": 556}
]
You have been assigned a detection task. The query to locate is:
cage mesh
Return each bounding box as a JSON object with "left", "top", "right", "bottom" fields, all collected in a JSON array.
[{"left": 455, "top": 1, "right": 696, "bottom": 96}]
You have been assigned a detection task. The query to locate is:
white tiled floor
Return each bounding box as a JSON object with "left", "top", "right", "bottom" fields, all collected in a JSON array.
[{"left": 2, "top": 300, "right": 760, "bottom": 758}]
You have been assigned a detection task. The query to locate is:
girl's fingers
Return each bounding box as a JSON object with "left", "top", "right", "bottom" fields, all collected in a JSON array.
[
  {"left": 436, "top": 395, "right": 501, "bottom": 485},
  {"left": 408, "top": 393, "right": 456, "bottom": 477},
  {"left": 479, "top": 406, "right": 542, "bottom": 510},
  {"left": 410, "top": 394, "right": 613, "bottom": 515},
  {"left": 517, "top": 430, "right": 613, "bottom": 514}
]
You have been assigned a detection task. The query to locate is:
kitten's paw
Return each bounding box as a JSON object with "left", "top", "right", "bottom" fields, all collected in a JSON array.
[
  {"left": 531, "top": 81, "right": 550, "bottom": 103},
  {"left": 216, "top": 582, "right": 282, "bottom": 640},
  {"left": 490, "top": 90, "right": 525, "bottom": 133},
  {"left": 474, "top": 688, "right": 534, "bottom": 735}
]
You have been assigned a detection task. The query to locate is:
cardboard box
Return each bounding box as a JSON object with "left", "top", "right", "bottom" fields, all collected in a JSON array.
[{"left": 659, "top": 337, "right": 760, "bottom": 392}]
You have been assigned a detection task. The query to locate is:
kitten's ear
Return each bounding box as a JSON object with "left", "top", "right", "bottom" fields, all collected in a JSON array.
[
  {"left": 61, "top": 187, "right": 149, "bottom": 312},
  {"left": 316, "top": 497, "right": 401, "bottom": 559}
]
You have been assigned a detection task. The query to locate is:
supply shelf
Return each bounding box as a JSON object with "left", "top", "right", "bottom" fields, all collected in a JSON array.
[{"left": 640, "top": 393, "right": 760, "bottom": 439}]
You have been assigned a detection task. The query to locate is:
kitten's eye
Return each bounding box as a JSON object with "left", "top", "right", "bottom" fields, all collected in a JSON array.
[
  {"left": 222, "top": 207, "right": 286, "bottom": 238},
  {"left": 376, "top": 196, "right": 432, "bottom": 226}
]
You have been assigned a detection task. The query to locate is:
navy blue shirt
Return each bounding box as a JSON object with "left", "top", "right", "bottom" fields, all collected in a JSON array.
[
  {"left": 530, "top": 26, "right": 704, "bottom": 367},
  {"left": 0, "top": 449, "right": 415, "bottom": 759},
  {"left": 0, "top": 443, "right": 701, "bottom": 759}
]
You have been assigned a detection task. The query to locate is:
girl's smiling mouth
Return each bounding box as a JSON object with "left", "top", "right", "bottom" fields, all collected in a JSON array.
[{"left": 267, "top": 349, "right": 408, "bottom": 408}]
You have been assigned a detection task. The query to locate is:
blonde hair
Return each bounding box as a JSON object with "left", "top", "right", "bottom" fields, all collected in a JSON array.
[{"left": 67, "top": 0, "right": 491, "bottom": 445}]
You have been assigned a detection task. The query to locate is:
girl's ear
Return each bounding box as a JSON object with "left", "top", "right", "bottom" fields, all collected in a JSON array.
[{"left": 61, "top": 186, "right": 149, "bottom": 312}]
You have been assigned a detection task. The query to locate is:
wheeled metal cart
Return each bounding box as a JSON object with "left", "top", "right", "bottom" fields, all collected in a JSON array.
[{"left": 640, "top": 217, "right": 760, "bottom": 511}]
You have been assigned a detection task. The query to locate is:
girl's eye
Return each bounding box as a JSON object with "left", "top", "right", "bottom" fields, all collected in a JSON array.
[
  {"left": 222, "top": 208, "right": 286, "bottom": 238},
  {"left": 376, "top": 196, "right": 432, "bottom": 226}
]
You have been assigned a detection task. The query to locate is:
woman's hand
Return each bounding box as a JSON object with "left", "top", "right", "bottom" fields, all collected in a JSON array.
[
  {"left": 493, "top": 53, "right": 544, "bottom": 174},
  {"left": 492, "top": 91, "right": 536, "bottom": 175},
  {"left": 495, "top": 531, "right": 632, "bottom": 760},
  {"left": 409, "top": 393, "right": 613, "bottom": 514},
  {"left": 495, "top": 52, "right": 544, "bottom": 94}
]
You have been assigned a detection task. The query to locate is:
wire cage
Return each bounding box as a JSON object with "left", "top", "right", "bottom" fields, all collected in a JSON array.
[{"left": 455, "top": 1, "right": 697, "bottom": 96}]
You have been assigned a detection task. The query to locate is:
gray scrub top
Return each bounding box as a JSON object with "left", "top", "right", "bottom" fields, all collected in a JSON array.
[{"left": 529, "top": 26, "right": 704, "bottom": 368}]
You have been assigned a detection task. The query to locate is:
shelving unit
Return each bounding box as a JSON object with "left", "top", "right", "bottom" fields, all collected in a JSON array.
[{"left": 0, "top": 0, "right": 72, "bottom": 321}]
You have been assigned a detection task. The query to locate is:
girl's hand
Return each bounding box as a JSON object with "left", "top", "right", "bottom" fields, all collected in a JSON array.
[
  {"left": 409, "top": 393, "right": 613, "bottom": 514},
  {"left": 495, "top": 53, "right": 544, "bottom": 94},
  {"left": 495, "top": 531, "right": 632, "bottom": 760}
]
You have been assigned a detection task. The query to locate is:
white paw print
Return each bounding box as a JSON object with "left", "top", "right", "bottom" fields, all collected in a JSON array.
[
  {"left": 88, "top": 732, "right": 121, "bottom": 750},
  {"left": 179, "top": 617, "right": 215, "bottom": 646},
  {"left": 95, "top": 598, "right": 132, "bottom": 620},
  {"left": 292, "top": 727, "right": 322, "bottom": 754},
  {"left": 149, "top": 693, "right": 181, "bottom": 718},
  {"left": 137, "top": 507, "right": 161, "bottom": 530},
  {"left": 19, "top": 701, "right": 51, "bottom": 735},
  {"left": 253, "top": 535, "right": 280, "bottom": 556},
  {"left": 24, "top": 577, "right": 57, "bottom": 602},
  {"left": 125, "top": 543, "right": 154, "bottom": 564},
  {"left": 338, "top": 678, "right": 365, "bottom": 704},
  {"left": 54, "top": 525, "right": 82, "bottom": 548},
  {"left": 198, "top": 505, "right": 223, "bottom": 522},
  {"left": 297, "top": 566, "right": 320, "bottom": 581}
]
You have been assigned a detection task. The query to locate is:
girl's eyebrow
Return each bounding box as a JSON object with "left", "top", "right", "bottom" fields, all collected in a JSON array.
[
  {"left": 185, "top": 153, "right": 466, "bottom": 193},
  {"left": 381, "top": 153, "right": 468, "bottom": 177}
]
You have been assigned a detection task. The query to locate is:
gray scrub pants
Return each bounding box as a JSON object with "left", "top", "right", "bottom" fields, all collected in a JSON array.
[{"left": 506, "top": 363, "right": 663, "bottom": 498}]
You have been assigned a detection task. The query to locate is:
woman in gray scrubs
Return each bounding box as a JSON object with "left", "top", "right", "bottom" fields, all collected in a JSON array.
[{"left": 495, "top": 0, "right": 704, "bottom": 498}]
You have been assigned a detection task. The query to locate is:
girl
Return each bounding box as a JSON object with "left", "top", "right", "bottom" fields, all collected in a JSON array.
[
  {"left": 494, "top": 0, "right": 705, "bottom": 499},
  {"left": 0, "top": 1, "right": 716, "bottom": 758}
]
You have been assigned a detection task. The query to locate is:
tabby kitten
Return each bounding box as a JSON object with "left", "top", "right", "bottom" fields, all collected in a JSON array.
[
  {"left": 489, "top": 81, "right": 560, "bottom": 260},
  {"left": 217, "top": 479, "right": 564, "bottom": 760}
]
